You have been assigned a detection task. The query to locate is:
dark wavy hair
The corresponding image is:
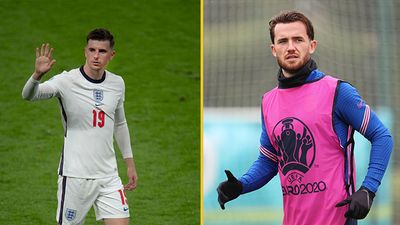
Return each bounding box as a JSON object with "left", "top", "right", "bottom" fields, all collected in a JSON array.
[{"left": 269, "top": 10, "right": 314, "bottom": 44}]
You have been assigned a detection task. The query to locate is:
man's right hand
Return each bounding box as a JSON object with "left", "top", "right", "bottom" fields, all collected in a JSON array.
[
  {"left": 217, "top": 170, "right": 243, "bottom": 210},
  {"left": 33, "top": 43, "right": 56, "bottom": 80}
]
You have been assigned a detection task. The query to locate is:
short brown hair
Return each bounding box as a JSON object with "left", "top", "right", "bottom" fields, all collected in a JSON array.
[
  {"left": 86, "top": 28, "right": 115, "bottom": 49},
  {"left": 269, "top": 10, "right": 314, "bottom": 43}
]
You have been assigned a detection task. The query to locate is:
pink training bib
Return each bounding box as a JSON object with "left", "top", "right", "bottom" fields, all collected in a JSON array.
[{"left": 262, "top": 76, "right": 352, "bottom": 225}]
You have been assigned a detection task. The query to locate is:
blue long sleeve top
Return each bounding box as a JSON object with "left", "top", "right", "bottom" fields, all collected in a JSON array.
[{"left": 239, "top": 70, "right": 393, "bottom": 194}]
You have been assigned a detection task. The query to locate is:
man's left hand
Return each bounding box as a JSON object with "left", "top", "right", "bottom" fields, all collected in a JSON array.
[
  {"left": 335, "top": 187, "right": 375, "bottom": 219},
  {"left": 124, "top": 166, "right": 138, "bottom": 191}
]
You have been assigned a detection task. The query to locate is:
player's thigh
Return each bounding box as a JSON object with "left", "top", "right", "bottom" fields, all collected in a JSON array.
[
  {"left": 94, "top": 176, "right": 130, "bottom": 221},
  {"left": 56, "top": 176, "right": 97, "bottom": 225},
  {"left": 103, "top": 218, "right": 129, "bottom": 225}
]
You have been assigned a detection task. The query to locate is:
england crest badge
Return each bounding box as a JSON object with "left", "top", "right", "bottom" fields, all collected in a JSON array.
[
  {"left": 93, "top": 89, "right": 104, "bottom": 106},
  {"left": 65, "top": 208, "right": 77, "bottom": 221}
]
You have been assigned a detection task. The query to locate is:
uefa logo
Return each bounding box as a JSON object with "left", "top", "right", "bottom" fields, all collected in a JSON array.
[{"left": 272, "top": 117, "right": 316, "bottom": 179}]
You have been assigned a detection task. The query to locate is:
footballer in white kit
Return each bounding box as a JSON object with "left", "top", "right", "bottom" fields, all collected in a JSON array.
[{"left": 22, "top": 29, "right": 137, "bottom": 225}]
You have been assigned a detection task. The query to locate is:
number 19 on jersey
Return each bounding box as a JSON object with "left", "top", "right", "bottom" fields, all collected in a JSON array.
[{"left": 93, "top": 109, "right": 105, "bottom": 128}]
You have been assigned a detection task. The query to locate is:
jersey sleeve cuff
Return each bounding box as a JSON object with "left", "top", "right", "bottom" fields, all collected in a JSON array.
[{"left": 29, "top": 76, "right": 41, "bottom": 83}]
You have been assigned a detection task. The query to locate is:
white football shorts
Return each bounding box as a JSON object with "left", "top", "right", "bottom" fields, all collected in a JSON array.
[{"left": 56, "top": 176, "right": 130, "bottom": 225}]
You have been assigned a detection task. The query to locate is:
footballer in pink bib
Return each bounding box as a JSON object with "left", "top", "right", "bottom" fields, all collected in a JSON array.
[{"left": 262, "top": 76, "right": 349, "bottom": 225}]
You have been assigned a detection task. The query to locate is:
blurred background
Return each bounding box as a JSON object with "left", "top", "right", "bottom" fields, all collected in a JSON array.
[{"left": 203, "top": 0, "right": 399, "bottom": 224}]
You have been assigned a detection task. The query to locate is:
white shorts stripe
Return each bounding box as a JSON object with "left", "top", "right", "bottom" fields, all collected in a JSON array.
[{"left": 57, "top": 176, "right": 67, "bottom": 224}]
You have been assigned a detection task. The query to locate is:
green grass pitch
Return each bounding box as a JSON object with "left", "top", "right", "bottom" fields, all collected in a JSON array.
[{"left": 0, "top": 0, "right": 199, "bottom": 224}]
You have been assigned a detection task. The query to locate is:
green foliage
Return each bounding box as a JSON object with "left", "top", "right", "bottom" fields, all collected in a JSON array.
[{"left": 0, "top": 0, "right": 200, "bottom": 224}]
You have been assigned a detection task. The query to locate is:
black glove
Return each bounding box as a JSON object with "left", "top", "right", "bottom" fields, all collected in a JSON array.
[
  {"left": 216, "top": 170, "right": 243, "bottom": 210},
  {"left": 335, "top": 187, "right": 375, "bottom": 219}
]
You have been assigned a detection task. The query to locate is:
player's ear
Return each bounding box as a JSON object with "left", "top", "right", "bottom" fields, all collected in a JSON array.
[
  {"left": 309, "top": 40, "right": 317, "bottom": 54},
  {"left": 110, "top": 50, "right": 116, "bottom": 60},
  {"left": 270, "top": 44, "right": 277, "bottom": 57},
  {"left": 84, "top": 46, "right": 88, "bottom": 58}
]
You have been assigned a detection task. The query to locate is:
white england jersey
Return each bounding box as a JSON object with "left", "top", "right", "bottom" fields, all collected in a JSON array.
[{"left": 23, "top": 67, "right": 130, "bottom": 178}]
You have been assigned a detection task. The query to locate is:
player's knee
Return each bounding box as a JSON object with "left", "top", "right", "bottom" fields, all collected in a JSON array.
[{"left": 103, "top": 218, "right": 129, "bottom": 225}]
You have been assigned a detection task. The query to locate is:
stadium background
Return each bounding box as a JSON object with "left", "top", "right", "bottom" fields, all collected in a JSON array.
[
  {"left": 0, "top": 0, "right": 199, "bottom": 224},
  {"left": 203, "top": 0, "right": 399, "bottom": 224}
]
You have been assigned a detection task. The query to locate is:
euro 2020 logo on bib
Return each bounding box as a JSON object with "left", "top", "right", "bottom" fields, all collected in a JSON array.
[{"left": 272, "top": 117, "right": 315, "bottom": 183}]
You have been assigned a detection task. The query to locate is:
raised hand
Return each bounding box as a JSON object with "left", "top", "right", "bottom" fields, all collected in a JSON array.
[{"left": 33, "top": 43, "right": 56, "bottom": 80}]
